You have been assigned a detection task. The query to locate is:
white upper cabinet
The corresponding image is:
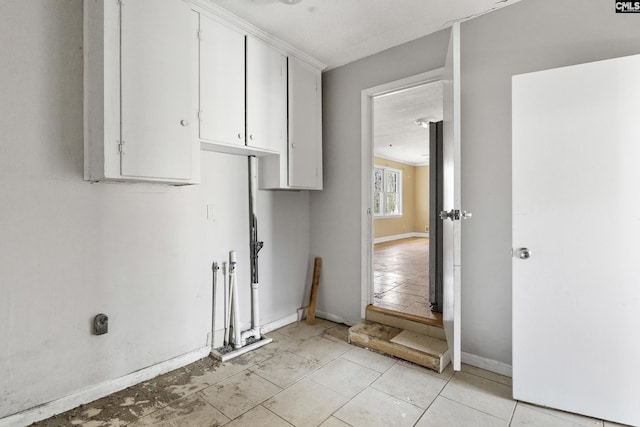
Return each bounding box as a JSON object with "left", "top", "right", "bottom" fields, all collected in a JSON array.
[
  {"left": 288, "top": 56, "right": 323, "bottom": 189},
  {"left": 246, "top": 37, "right": 287, "bottom": 152},
  {"left": 84, "top": 0, "right": 199, "bottom": 184},
  {"left": 199, "top": 15, "right": 245, "bottom": 146},
  {"left": 259, "top": 56, "right": 323, "bottom": 190}
]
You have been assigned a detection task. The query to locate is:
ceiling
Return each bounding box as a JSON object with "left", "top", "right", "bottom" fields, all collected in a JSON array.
[
  {"left": 205, "top": 0, "right": 523, "bottom": 166},
  {"left": 205, "top": 0, "right": 522, "bottom": 69},
  {"left": 374, "top": 82, "right": 442, "bottom": 166}
]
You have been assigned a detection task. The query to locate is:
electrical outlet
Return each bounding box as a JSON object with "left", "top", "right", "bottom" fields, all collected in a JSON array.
[{"left": 94, "top": 314, "right": 108, "bottom": 335}]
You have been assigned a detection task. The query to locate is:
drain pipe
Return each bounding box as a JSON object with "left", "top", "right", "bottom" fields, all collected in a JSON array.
[{"left": 240, "top": 156, "right": 263, "bottom": 344}]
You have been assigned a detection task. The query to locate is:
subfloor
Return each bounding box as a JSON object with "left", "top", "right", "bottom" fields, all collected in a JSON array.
[
  {"left": 374, "top": 237, "right": 439, "bottom": 321},
  {"left": 31, "top": 321, "right": 621, "bottom": 427}
]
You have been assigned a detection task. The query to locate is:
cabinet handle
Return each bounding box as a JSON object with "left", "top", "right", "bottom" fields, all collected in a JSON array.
[
  {"left": 249, "top": 135, "right": 254, "bottom": 140},
  {"left": 237, "top": 133, "right": 243, "bottom": 139},
  {"left": 291, "top": 143, "right": 296, "bottom": 149},
  {"left": 180, "top": 120, "right": 189, "bottom": 127}
]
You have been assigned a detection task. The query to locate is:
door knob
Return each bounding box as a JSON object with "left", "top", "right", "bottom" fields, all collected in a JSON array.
[
  {"left": 180, "top": 119, "right": 189, "bottom": 127},
  {"left": 515, "top": 248, "right": 532, "bottom": 260},
  {"left": 440, "top": 209, "right": 460, "bottom": 221}
]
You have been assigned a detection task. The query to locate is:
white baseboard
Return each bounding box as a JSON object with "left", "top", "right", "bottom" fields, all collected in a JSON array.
[
  {"left": 374, "top": 232, "right": 429, "bottom": 244},
  {"left": 461, "top": 352, "right": 512, "bottom": 378},
  {"left": 261, "top": 313, "right": 298, "bottom": 334},
  {"left": 0, "top": 346, "right": 211, "bottom": 427}
]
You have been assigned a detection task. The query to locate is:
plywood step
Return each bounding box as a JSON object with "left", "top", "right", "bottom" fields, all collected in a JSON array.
[
  {"left": 366, "top": 305, "right": 445, "bottom": 339},
  {"left": 348, "top": 320, "right": 450, "bottom": 373}
]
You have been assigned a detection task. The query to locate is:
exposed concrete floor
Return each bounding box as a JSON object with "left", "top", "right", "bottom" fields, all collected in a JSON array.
[{"left": 30, "top": 321, "right": 611, "bottom": 427}]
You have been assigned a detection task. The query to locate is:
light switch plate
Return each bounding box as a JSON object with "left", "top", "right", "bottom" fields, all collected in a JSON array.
[{"left": 207, "top": 204, "right": 216, "bottom": 222}]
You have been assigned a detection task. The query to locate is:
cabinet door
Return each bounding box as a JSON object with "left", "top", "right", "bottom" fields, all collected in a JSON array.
[
  {"left": 288, "top": 56, "right": 322, "bottom": 189},
  {"left": 200, "top": 15, "right": 245, "bottom": 146},
  {"left": 120, "top": 0, "right": 196, "bottom": 180},
  {"left": 246, "top": 37, "right": 287, "bottom": 151}
]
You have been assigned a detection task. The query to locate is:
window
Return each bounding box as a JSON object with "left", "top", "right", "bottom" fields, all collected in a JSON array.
[{"left": 373, "top": 166, "right": 402, "bottom": 217}]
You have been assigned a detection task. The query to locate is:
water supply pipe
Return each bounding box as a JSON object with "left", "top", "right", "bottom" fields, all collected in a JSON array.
[{"left": 229, "top": 251, "right": 242, "bottom": 349}]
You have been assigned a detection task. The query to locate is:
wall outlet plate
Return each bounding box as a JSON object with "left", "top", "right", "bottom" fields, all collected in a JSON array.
[{"left": 94, "top": 314, "right": 108, "bottom": 335}]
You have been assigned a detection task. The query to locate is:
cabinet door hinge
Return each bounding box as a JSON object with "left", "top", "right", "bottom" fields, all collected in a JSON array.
[
  {"left": 197, "top": 110, "right": 202, "bottom": 121},
  {"left": 117, "top": 140, "right": 125, "bottom": 155},
  {"left": 197, "top": 30, "right": 202, "bottom": 40}
]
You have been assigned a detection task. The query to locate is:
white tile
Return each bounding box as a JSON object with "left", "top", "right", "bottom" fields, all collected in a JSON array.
[
  {"left": 309, "top": 358, "right": 381, "bottom": 398},
  {"left": 131, "top": 393, "right": 230, "bottom": 427},
  {"left": 200, "top": 371, "right": 281, "bottom": 419},
  {"left": 263, "top": 379, "right": 349, "bottom": 427},
  {"left": 370, "top": 363, "right": 447, "bottom": 409},
  {"left": 321, "top": 324, "right": 350, "bottom": 343},
  {"left": 225, "top": 405, "right": 292, "bottom": 427},
  {"left": 511, "top": 403, "right": 601, "bottom": 427},
  {"left": 461, "top": 364, "right": 512, "bottom": 387},
  {"left": 440, "top": 371, "right": 515, "bottom": 420},
  {"left": 319, "top": 416, "right": 352, "bottom": 427},
  {"left": 397, "top": 359, "right": 455, "bottom": 381},
  {"left": 276, "top": 321, "right": 328, "bottom": 341},
  {"left": 250, "top": 351, "right": 321, "bottom": 388},
  {"left": 341, "top": 347, "right": 396, "bottom": 373},
  {"left": 416, "top": 396, "right": 507, "bottom": 427},
  {"left": 249, "top": 332, "right": 299, "bottom": 362},
  {"left": 333, "top": 387, "right": 424, "bottom": 427},
  {"left": 516, "top": 403, "right": 603, "bottom": 427},
  {"left": 290, "top": 335, "right": 353, "bottom": 365},
  {"left": 160, "top": 354, "right": 258, "bottom": 397}
]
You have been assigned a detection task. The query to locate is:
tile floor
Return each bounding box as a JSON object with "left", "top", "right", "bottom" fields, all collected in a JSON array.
[
  {"left": 33, "top": 321, "right": 627, "bottom": 427},
  {"left": 373, "top": 237, "right": 439, "bottom": 320}
]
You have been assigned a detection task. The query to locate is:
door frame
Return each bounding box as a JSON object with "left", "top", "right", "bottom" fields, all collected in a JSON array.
[{"left": 360, "top": 68, "right": 445, "bottom": 319}]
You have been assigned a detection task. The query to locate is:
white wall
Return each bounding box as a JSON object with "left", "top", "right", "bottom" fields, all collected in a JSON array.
[
  {"left": 314, "top": 0, "right": 640, "bottom": 366},
  {"left": 311, "top": 32, "right": 450, "bottom": 325},
  {"left": 0, "top": 0, "right": 310, "bottom": 419},
  {"left": 459, "top": 0, "right": 640, "bottom": 365}
]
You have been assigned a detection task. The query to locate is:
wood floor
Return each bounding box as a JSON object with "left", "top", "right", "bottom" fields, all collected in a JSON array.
[{"left": 373, "top": 237, "right": 440, "bottom": 322}]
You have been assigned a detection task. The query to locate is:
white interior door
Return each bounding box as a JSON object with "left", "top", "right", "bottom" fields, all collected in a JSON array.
[
  {"left": 513, "top": 54, "right": 640, "bottom": 426},
  {"left": 442, "top": 23, "right": 462, "bottom": 371}
]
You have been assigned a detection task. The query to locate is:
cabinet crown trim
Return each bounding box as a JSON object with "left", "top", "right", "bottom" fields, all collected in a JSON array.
[{"left": 191, "top": 0, "right": 326, "bottom": 71}]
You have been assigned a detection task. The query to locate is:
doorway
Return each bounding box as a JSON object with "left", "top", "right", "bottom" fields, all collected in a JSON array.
[{"left": 360, "top": 70, "right": 445, "bottom": 322}]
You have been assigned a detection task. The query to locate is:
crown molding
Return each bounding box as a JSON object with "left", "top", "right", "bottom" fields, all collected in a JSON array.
[{"left": 190, "top": 0, "right": 327, "bottom": 71}]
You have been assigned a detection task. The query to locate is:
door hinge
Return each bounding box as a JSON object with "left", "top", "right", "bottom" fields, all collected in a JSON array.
[
  {"left": 197, "top": 30, "right": 202, "bottom": 40},
  {"left": 117, "top": 140, "right": 125, "bottom": 155},
  {"left": 197, "top": 110, "right": 202, "bottom": 121}
]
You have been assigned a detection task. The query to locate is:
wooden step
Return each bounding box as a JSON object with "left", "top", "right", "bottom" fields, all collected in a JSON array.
[
  {"left": 366, "top": 305, "right": 445, "bottom": 340},
  {"left": 348, "top": 320, "right": 450, "bottom": 373}
]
